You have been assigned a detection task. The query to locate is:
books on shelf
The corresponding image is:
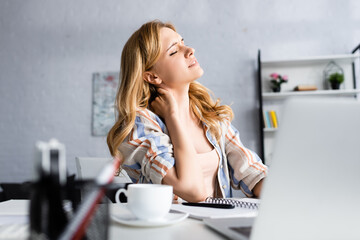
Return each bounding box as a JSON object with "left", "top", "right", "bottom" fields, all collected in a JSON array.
[
  {"left": 263, "top": 110, "right": 278, "bottom": 129},
  {"left": 294, "top": 85, "right": 318, "bottom": 91}
]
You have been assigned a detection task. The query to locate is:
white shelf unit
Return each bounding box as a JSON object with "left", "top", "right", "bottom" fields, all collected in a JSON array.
[
  {"left": 261, "top": 53, "right": 360, "bottom": 67},
  {"left": 263, "top": 128, "right": 277, "bottom": 133},
  {"left": 263, "top": 89, "right": 360, "bottom": 100},
  {"left": 257, "top": 50, "right": 360, "bottom": 166}
]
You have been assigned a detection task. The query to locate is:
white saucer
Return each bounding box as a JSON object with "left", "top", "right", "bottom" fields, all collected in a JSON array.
[{"left": 111, "top": 212, "right": 189, "bottom": 227}]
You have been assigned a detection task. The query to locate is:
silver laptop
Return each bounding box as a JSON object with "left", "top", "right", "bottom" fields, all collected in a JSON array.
[{"left": 204, "top": 98, "right": 360, "bottom": 240}]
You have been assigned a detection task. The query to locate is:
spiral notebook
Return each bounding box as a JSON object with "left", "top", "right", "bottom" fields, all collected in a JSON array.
[
  {"left": 205, "top": 197, "right": 259, "bottom": 209},
  {"left": 170, "top": 198, "right": 259, "bottom": 220}
]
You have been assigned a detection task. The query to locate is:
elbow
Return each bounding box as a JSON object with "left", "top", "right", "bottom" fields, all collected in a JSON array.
[
  {"left": 162, "top": 170, "right": 208, "bottom": 202},
  {"left": 186, "top": 193, "right": 208, "bottom": 203},
  {"left": 179, "top": 182, "right": 208, "bottom": 203},
  {"left": 252, "top": 179, "right": 264, "bottom": 198}
]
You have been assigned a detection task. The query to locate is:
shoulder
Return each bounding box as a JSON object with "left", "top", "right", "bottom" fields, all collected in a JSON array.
[
  {"left": 220, "top": 118, "right": 232, "bottom": 134},
  {"left": 121, "top": 108, "right": 171, "bottom": 147},
  {"left": 135, "top": 108, "right": 166, "bottom": 132}
]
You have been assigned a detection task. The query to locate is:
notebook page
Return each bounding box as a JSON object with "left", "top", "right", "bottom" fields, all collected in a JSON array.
[{"left": 170, "top": 198, "right": 259, "bottom": 220}]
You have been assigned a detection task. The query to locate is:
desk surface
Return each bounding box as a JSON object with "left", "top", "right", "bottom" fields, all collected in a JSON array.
[
  {"left": 109, "top": 216, "right": 224, "bottom": 240},
  {"left": 0, "top": 200, "right": 225, "bottom": 240},
  {"left": 109, "top": 203, "right": 224, "bottom": 240}
]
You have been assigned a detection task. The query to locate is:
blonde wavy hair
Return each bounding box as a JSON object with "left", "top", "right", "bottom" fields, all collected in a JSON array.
[{"left": 107, "top": 20, "right": 233, "bottom": 158}]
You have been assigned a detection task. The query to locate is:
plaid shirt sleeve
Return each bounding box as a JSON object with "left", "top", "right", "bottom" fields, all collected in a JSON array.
[
  {"left": 119, "top": 109, "right": 175, "bottom": 184},
  {"left": 224, "top": 121, "right": 268, "bottom": 197}
]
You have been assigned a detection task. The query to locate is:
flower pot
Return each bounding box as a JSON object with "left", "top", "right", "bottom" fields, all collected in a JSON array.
[
  {"left": 272, "top": 86, "right": 281, "bottom": 92},
  {"left": 330, "top": 82, "right": 340, "bottom": 90}
]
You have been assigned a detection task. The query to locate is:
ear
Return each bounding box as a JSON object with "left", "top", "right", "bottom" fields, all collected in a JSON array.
[{"left": 143, "top": 71, "right": 162, "bottom": 85}]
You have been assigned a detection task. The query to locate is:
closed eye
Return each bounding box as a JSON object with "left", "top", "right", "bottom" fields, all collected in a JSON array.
[
  {"left": 169, "top": 51, "right": 178, "bottom": 56},
  {"left": 167, "top": 38, "right": 184, "bottom": 56}
]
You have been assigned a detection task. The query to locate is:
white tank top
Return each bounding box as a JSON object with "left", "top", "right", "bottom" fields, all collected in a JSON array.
[{"left": 196, "top": 148, "right": 220, "bottom": 198}]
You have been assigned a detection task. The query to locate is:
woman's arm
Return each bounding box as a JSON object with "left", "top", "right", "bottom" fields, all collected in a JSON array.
[
  {"left": 151, "top": 88, "right": 207, "bottom": 202},
  {"left": 161, "top": 116, "right": 207, "bottom": 202},
  {"left": 225, "top": 122, "right": 268, "bottom": 197},
  {"left": 252, "top": 179, "right": 264, "bottom": 198}
]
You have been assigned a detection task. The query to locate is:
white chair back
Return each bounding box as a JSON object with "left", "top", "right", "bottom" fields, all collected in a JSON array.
[{"left": 75, "top": 157, "right": 131, "bottom": 183}]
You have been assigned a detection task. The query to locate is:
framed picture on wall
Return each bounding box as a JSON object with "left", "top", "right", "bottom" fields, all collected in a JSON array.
[{"left": 92, "top": 72, "right": 119, "bottom": 136}]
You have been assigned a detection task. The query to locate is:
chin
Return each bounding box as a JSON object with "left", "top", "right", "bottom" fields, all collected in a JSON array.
[
  {"left": 194, "top": 67, "right": 204, "bottom": 79},
  {"left": 186, "top": 67, "right": 204, "bottom": 83}
]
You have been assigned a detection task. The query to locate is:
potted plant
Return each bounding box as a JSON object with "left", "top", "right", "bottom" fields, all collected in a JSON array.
[
  {"left": 328, "top": 72, "right": 344, "bottom": 90},
  {"left": 270, "top": 73, "right": 288, "bottom": 92}
]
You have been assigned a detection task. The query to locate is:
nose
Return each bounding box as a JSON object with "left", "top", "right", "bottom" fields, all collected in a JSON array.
[{"left": 185, "top": 46, "right": 195, "bottom": 58}]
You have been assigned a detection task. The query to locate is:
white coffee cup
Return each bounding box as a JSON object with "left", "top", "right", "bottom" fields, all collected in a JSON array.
[{"left": 115, "top": 184, "right": 173, "bottom": 221}]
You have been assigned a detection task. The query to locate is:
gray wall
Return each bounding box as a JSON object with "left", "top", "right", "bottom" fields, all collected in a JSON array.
[{"left": 1, "top": 0, "right": 359, "bottom": 182}]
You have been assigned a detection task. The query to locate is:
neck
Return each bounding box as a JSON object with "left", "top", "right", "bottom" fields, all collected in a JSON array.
[{"left": 168, "top": 85, "right": 193, "bottom": 122}]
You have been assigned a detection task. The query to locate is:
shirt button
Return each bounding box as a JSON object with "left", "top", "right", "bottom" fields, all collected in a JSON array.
[
  {"left": 222, "top": 185, "right": 226, "bottom": 189},
  {"left": 220, "top": 165, "right": 223, "bottom": 168}
]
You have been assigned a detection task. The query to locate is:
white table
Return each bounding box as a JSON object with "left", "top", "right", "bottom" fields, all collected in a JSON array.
[
  {"left": 109, "top": 203, "right": 224, "bottom": 240},
  {"left": 109, "top": 216, "right": 224, "bottom": 240},
  {"left": 0, "top": 200, "right": 225, "bottom": 240}
]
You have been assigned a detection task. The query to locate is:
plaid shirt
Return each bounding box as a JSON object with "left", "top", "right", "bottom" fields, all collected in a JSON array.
[{"left": 119, "top": 108, "right": 267, "bottom": 200}]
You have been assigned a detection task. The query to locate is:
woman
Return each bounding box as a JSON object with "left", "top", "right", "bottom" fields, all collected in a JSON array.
[{"left": 107, "top": 20, "right": 267, "bottom": 203}]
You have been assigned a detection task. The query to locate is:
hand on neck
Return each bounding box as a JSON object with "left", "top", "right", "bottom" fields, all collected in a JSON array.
[{"left": 160, "top": 83, "right": 193, "bottom": 123}]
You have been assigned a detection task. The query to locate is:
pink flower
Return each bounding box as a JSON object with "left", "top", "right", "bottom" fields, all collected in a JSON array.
[
  {"left": 269, "top": 73, "right": 289, "bottom": 90},
  {"left": 270, "top": 73, "right": 279, "bottom": 79}
]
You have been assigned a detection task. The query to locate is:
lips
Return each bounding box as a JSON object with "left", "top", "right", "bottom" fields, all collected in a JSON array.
[{"left": 188, "top": 59, "right": 198, "bottom": 68}]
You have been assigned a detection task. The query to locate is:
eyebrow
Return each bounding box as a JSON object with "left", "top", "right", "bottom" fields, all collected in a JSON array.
[{"left": 166, "top": 38, "right": 184, "bottom": 52}]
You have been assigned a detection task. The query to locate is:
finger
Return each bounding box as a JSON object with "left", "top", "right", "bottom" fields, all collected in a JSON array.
[
  {"left": 151, "top": 100, "right": 159, "bottom": 110},
  {"left": 156, "top": 87, "right": 168, "bottom": 95},
  {"left": 150, "top": 100, "right": 156, "bottom": 108},
  {"left": 155, "top": 95, "right": 164, "bottom": 102}
]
